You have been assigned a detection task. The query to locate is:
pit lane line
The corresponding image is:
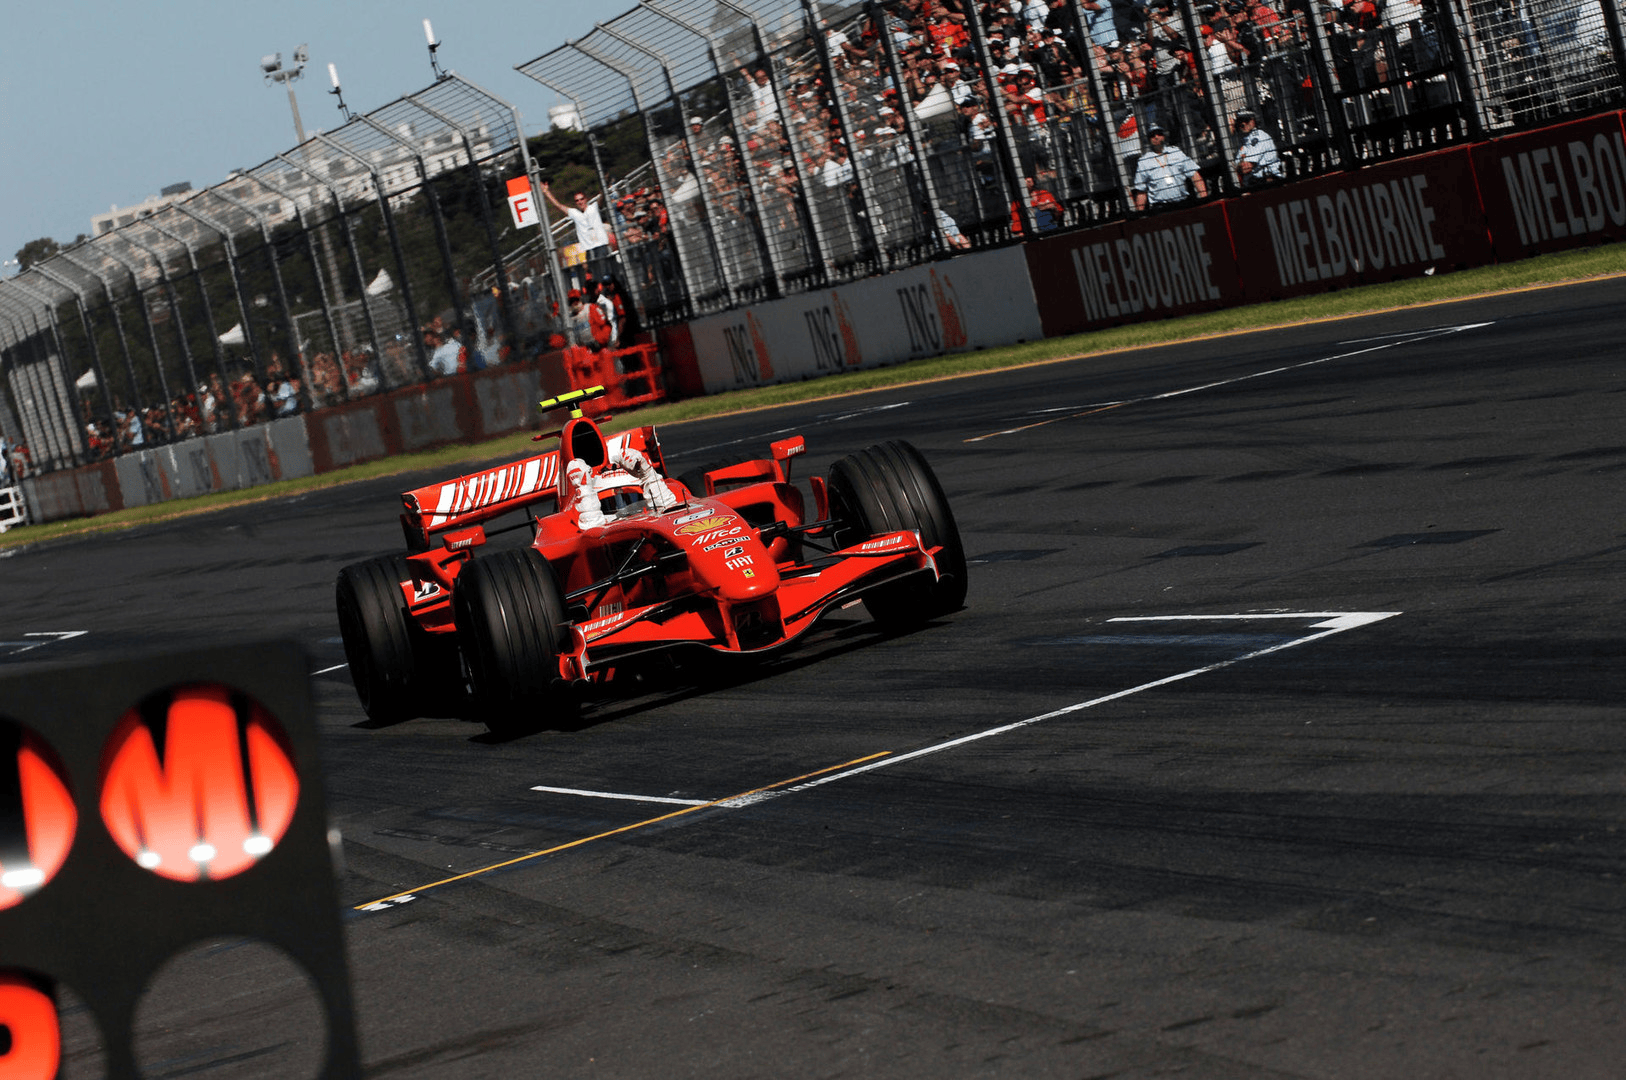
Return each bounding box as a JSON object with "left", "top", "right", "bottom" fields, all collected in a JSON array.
[
  {"left": 354, "top": 611, "right": 1397, "bottom": 911},
  {"left": 965, "top": 321, "right": 1493, "bottom": 443}
]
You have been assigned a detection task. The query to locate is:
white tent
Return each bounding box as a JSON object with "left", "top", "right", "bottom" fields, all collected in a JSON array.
[
  {"left": 74, "top": 369, "right": 98, "bottom": 391},
  {"left": 218, "top": 322, "right": 246, "bottom": 346},
  {"left": 366, "top": 269, "right": 394, "bottom": 296}
]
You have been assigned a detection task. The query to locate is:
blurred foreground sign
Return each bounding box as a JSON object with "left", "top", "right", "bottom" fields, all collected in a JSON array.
[{"left": 0, "top": 641, "right": 358, "bottom": 1079}]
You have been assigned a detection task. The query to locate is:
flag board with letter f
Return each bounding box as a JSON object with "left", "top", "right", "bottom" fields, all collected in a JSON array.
[{"left": 506, "top": 177, "right": 539, "bottom": 229}]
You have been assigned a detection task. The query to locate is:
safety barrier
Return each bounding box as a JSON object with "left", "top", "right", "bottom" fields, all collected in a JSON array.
[
  {"left": 0, "top": 486, "right": 27, "bottom": 532},
  {"left": 562, "top": 341, "right": 668, "bottom": 413}
]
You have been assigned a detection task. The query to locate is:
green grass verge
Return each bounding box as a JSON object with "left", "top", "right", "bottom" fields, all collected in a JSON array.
[{"left": 6, "top": 240, "right": 1622, "bottom": 550}]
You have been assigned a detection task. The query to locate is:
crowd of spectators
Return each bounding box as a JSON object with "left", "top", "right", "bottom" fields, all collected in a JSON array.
[
  {"left": 599, "top": 0, "right": 1511, "bottom": 275},
  {"left": 556, "top": 0, "right": 1614, "bottom": 318}
]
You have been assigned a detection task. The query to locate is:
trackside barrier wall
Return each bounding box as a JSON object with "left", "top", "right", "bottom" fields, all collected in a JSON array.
[
  {"left": 1225, "top": 149, "right": 1494, "bottom": 302},
  {"left": 681, "top": 248, "right": 1043, "bottom": 396},
  {"left": 1470, "top": 115, "right": 1626, "bottom": 259},
  {"left": 303, "top": 353, "right": 571, "bottom": 472},
  {"left": 20, "top": 463, "right": 120, "bottom": 521},
  {"left": 1026, "top": 109, "right": 1625, "bottom": 335},
  {"left": 111, "top": 417, "right": 311, "bottom": 510},
  {"left": 14, "top": 112, "right": 1624, "bottom": 527},
  {"left": 19, "top": 353, "right": 573, "bottom": 523}
]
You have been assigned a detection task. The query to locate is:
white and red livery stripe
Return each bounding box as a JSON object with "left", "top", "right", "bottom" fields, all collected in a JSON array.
[{"left": 427, "top": 455, "right": 559, "bottom": 528}]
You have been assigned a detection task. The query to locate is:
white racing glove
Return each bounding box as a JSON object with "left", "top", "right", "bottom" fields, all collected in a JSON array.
[
  {"left": 611, "top": 447, "right": 678, "bottom": 512},
  {"left": 564, "top": 458, "right": 606, "bottom": 529}
]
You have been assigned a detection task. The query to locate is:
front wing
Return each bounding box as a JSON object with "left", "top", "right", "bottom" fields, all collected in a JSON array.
[{"left": 559, "top": 530, "right": 937, "bottom": 679}]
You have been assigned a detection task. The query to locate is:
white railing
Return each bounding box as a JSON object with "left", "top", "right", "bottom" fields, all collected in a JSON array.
[{"left": 0, "top": 486, "right": 29, "bottom": 533}]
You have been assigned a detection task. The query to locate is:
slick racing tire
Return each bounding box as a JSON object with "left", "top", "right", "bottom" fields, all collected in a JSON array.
[
  {"left": 453, "top": 548, "right": 574, "bottom": 736},
  {"left": 336, "top": 554, "right": 460, "bottom": 724},
  {"left": 827, "top": 440, "right": 968, "bottom": 628}
]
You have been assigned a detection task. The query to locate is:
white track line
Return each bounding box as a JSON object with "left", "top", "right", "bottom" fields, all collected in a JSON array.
[
  {"left": 310, "top": 663, "right": 349, "bottom": 675},
  {"left": 725, "top": 611, "right": 1400, "bottom": 806},
  {"left": 1, "top": 631, "right": 88, "bottom": 657},
  {"left": 967, "top": 323, "right": 1492, "bottom": 442},
  {"left": 530, "top": 785, "right": 710, "bottom": 806}
]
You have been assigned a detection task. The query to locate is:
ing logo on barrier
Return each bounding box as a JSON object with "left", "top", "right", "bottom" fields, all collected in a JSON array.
[
  {"left": 0, "top": 722, "right": 76, "bottom": 912},
  {"left": 99, "top": 684, "right": 299, "bottom": 882}
]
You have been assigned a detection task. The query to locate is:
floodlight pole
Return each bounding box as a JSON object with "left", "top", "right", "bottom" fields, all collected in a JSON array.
[{"left": 265, "top": 46, "right": 349, "bottom": 341}]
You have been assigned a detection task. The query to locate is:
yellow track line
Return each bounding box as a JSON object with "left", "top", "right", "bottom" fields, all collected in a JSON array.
[{"left": 354, "top": 750, "right": 892, "bottom": 910}]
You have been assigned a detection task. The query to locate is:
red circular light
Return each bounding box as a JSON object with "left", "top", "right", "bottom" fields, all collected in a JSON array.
[
  {"left": 0, "top": 972, "right": 61, "bottom": 1080},
  {"left": 0, "top": 722, "right": 76, "bottom": 912},
  {"left": 99, "top": 684, "right": 299, "bottom": 882}
]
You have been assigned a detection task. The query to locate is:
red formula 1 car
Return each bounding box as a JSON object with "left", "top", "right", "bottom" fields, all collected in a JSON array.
[{"left": 335, "top": 388, "right": 967, "bottom": 734}]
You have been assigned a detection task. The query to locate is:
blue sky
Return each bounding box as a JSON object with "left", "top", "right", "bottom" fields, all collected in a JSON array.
[{"left": 0, "top": 1, "right": 600, "bottom": 269}]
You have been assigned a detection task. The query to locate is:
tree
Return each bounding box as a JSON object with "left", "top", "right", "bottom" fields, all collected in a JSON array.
[{"left": 15, "top": 237, "right": 60, "bottom": 271}]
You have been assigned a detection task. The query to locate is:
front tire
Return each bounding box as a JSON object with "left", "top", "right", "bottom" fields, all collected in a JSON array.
[
  {"left": 453, "top": 548, "right": 574, "bottom": 735},
  {"left": 336, "top": 555, "right": 459, "bottom": 723},
  {"left": 827, "top": 440, "right": 967, "bottom": 627}
]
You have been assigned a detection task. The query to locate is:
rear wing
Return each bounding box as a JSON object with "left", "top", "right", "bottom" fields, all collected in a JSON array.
[{"left": 400, "top": 452, "right": 561, "bottom": 550}]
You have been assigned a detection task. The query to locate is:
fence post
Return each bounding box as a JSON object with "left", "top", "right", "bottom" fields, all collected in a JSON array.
[
  {"left": 169, "top": 202, "right": 268, "bottom": 383},
  {"left": 870, "top": 0, "right": 954, "bottom": 256},
  {"left": 12, "top": 275, "right": 117, "bottom": 441},
  {"left": 124, "top": 233, "right": 204, "bottom": 408},
  {"left": 211, "top": 186, "right": 308, "bottom": 399},
  {"left": 308, "top": 136, "right": 430, "bottom": 385},
  {"left": 1058, "top": 0, "right": 1139, "bottom": 211},
  {"left": 246, "top": 165, "right": 347, "bottom": 406},
  {"left": 144, "top": 220, "right": 239, "bottom": 430},
  {"left": 101, "top": 246, "right": 181, "bottom": 440},
  {"left": 404, "top": 91, "right": 522, "bottom": 349},
  {"left": 649, "top": 0, "right": 785, "bottom": 298},
  {"left": 961, "top": 0, "right": 1035, "bottom": 236},
  {"left": 598, "top": 22, "right": 748, "bottom": 308},
  {"left": 1431, "top": 0, "right": 1487, "bottom": 140},
  {"left": 171, "top": 201, "right": 261, "bottom": 426},
  {"left": 571, "top": 41, "right": 704, "bottom": 319},
  {"left": 1597, "top": 0, "right": 1626, "bottom": 89},
  {"left": 803, "top": 0, "right": 893, "bottom": 267},
  {"left": 1176, "top": 0, "right": 1242, "bottom": 193},
  {"left": 716, "top": 0, "right": 836, "bottom": 287}
]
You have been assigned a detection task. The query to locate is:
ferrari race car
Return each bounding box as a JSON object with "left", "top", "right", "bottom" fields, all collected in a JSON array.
[{"left": 335, "top": 387, "right": 967, "bottom": 734}]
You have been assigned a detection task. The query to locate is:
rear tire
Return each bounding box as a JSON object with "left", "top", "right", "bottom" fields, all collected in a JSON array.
[
  {"left": 453, "top": 548, "right": 574, "bottom": 735},
  {"left": 336, "top": 555, "right": 460, "bottom": 723},
  {"left": 827, "top": 440, "right": 967, "bottom": 628}
]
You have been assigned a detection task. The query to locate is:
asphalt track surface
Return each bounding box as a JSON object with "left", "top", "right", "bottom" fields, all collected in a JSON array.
[{"left": 5, "top": 277, "right": 1625, "bottom": 1078}]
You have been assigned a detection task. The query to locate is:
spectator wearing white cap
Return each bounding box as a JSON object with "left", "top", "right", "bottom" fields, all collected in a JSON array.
[
  {"left": 942, "top": 61, "right": 977, "bottom": 105},
  {"left": 1232, "top": 109, "right": 1282, "bottom": 188}
]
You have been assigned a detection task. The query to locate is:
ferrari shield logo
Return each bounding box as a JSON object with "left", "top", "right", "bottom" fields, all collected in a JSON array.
[{"left": 742, "top": 568, "right": 755, "bottom": 577}]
